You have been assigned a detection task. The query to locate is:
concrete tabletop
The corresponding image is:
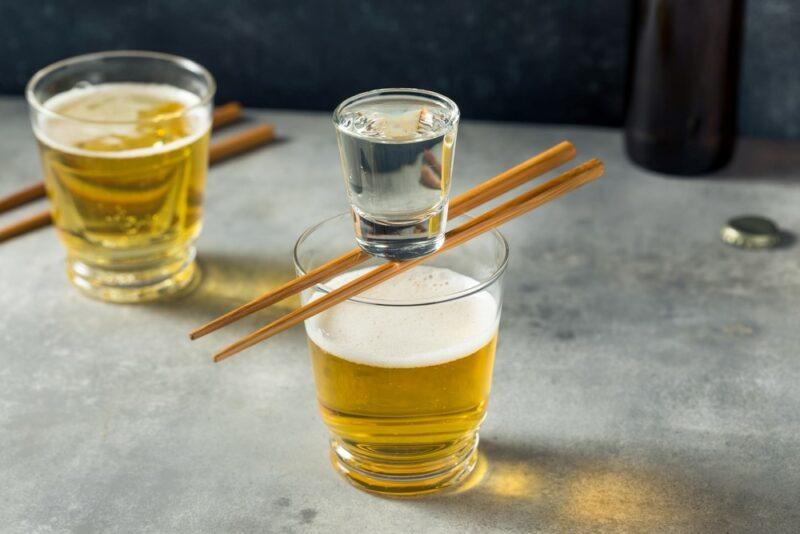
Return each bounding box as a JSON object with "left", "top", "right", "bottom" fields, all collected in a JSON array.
[{"left": 1, "top": 96, "right": 799, "bottom": 533}]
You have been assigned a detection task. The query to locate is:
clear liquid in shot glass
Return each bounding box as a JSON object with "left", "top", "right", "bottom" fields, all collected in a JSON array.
[{"left": 334, "top": 91, "right": 459, "bottom": 260}]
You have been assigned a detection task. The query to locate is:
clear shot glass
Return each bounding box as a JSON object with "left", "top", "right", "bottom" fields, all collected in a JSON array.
[{"left": 333, "top": 88, "right": 459, "bottom": 260}]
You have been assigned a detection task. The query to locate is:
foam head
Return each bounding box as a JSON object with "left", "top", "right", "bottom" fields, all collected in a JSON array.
[
  {"left": 34, "top": 82, "right": 209, "bottom": 158},
  {"left": 304, "top": 265, "right": 499, "bottom": 368}
]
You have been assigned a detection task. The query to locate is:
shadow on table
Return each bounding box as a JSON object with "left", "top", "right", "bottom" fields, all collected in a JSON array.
[
  {"left": 775, "top": 230, "right": 797, "bottom": 250},
  {"left": 713, "top": 138, "right": 800, "bottom": 184},
  {"left": 417, "top": 439, "right": 787, "bottom": 533},
  {"left": 146, "top": 251, "right": 298, "bottom": 334},
  {"left": 641, "top": 138, "right": 800, "bottom": 184}
]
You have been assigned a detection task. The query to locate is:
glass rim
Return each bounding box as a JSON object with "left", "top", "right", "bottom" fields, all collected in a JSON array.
[
  {"left": 331, "top": 87, "right": 460, "bottom": 143},
  {"left": 293, "top": 212, "right": 509, "bottom": 307},
  {"left": 25, "top": 50, "right": 216, "bottom": 125}
]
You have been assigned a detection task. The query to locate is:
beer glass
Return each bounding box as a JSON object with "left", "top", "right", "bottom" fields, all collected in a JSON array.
[
  {"left": 295, "top": 213, "right": 507, "bottom": 496},
  {"left": 26, "top": 51, "right": 215, "bottom": 302},
  {"left": 333, "top": 89, "right": 459, "bottom": 260}
]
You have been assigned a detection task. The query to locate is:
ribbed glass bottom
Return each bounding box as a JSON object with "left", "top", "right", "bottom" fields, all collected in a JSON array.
[
  {"left": 66, "top": 245, "right": 200, "bottom": 303},
  {"left": 329, "top": 432, "right": 479, "bottom": 497}
]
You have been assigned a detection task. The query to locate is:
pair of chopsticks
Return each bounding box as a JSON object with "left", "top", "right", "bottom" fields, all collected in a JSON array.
[
  {"left": 0, "top": 102, "right": 275, "bottom": 243},
  {"left": 190, "top": 141, "right": 603, "bottom": 362}
]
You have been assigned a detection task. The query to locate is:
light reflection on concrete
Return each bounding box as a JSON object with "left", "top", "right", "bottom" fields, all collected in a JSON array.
[
  {"left": 196, "top": 252, "right": 298, "bottom": 312},
  {"left": 432, "top": 443, "right": 724, "bottom": 532},
  {"left": 564, "top": 469, "right": 684, "bottom": 530},
  {"left": 483, "top": 460, "right": 542, "bottom": 499},
  {"left": 146, "top": 251, "right": 299, "bottom": 330}
]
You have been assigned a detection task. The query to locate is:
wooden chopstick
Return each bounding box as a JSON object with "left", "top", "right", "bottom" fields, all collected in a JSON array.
[
  {"left": 208, "top": 124, "right": 274, "bottom": 163},
  {"left": 0, "top": 123, "right": 275, "bottom": 244},
  {"left": 0, "top": 183, "right": 47, "bottom": 215},
  {"left": 212, "top": 158, "right": 604, "bottom": 362},
  {"left": 0, "top": 211, "right": 52, "bottom": 244},
  {"left": 211, "top": 101, "right": 243, "bottom": 129},
  {"left": 0, "top": 102, "right": 243, "bottom": 216},
  {"left": 189, "top": 140, "right": 577, "bottom": 340}
]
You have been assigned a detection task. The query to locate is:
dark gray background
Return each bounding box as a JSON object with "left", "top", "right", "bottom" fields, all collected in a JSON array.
[{"left": 1, "top": 0, "right": 798, "bottom": 138}]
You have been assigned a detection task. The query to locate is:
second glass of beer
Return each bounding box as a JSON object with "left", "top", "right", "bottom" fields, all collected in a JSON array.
[
  {"left": 26, "top": 51, "right": 215, "bottom": 302},
  {"left": 295, "top": 213, "right": 507, "bottom": 496}
]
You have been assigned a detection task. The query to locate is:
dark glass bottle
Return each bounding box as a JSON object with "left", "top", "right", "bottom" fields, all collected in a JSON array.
[{"left": 625, "top": 0, "right": 744, "bottom": 175}]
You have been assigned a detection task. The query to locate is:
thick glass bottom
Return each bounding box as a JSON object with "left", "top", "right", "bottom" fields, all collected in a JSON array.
[
  {"left": 351, "top": 207, "right": 447, "bottom": 260},
  {"left": 66, "top": 245, "right": 200, "bottom": 303},
  {"left": 329, "top": 432, "right": 479, "bottom": 497},
  {"left": 355, "top": 234, "right": 445, "bottom": 260}
]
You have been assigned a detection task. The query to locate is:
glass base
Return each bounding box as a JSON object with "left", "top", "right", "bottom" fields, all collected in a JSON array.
[
  {"left": 351, "top": 206, "right": 447, "bottom": 260},
  {"left": 66, "top": 246, "right": 200, "bottom": 303},
  {"left": 355, "top": 234, "right": 445, "bottom": 260},
  {"left": 329, "top": 432, "right": 479, "bottom": 497}
]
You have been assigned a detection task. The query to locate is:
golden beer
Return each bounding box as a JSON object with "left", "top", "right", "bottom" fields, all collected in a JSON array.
[
  {"left": 303, "top": 265, "right": 500, "bottom": 496},
  {"left": 27, "top": 52, "right": 214, "bottom": 302},
  {"left": 309, "top": 338, "right": 496, "bottom": 443}
]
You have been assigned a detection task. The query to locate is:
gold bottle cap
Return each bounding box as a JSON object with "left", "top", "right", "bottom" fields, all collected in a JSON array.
[{"left": 721, "top": 216, "right": 780, "bottom": 249}]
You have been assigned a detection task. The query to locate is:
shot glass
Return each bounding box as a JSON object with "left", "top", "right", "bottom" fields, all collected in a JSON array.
[
  {"left": 295, "top": 212, "right": 508, "bottom": 496},
  {"left": 333, "top": 88, "right": 459, "bottom": 260}
]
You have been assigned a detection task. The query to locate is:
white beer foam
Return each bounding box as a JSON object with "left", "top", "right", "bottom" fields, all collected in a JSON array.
[
  {"left": 304, "top": 265, "right": 498, "bottom": 368},
  {"left": 34, "top": 82, "right": 209, "bottom": 159}
]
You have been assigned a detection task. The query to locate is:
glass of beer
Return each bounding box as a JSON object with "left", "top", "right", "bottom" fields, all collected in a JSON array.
[
  {"left": 26, "top": 51, "right": 215, "bottom": 302},
  {"left": 333, "top": 89, "right": 459, "bottom": 261},
  {"left": 294, "top": 213, "right": 507, "bottom": 496}
]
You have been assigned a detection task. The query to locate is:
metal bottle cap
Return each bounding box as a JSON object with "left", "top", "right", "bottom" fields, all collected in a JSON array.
[{"left": 721, "top": 216, "right": 780, "bottom": 249}]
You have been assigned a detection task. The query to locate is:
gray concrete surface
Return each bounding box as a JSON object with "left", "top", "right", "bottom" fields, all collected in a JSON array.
[{"left": 1, "top": 96, "right": 799, "bottom": 533}]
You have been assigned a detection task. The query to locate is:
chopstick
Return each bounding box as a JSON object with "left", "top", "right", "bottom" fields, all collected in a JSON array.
[
  {"left": 211, "top": 101, "right": 243, "bottom": 129},
  {"left": 0, "top": 211, "right": 52, "bottom": 243},
  {"left": 212, "top": 158, "right": 604, "bottom": 362},
  {"left": 0, "top": 183, "right": 47, "bottom": 215},
  {"left": 209, "top": 124, "right": 274, "bottom": 163},
  {"left": 0, "top": 101, "right": 243, "bottom": 216},
  {"left": 189, "top": 140, "right": 577, "bottom": 340},
  {"left": 0, "top": 123, "right": 275, "bottom": 244}
]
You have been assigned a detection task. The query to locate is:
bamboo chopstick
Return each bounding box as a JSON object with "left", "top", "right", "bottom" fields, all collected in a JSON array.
[
  {"left": 211, "top": 102, "right": 243, "bottom": 129},
  {"left": 0, "top": 183, "right": 47, "bottom": 215},
  {"left": 189, "top": 140, "right": 577, "bottom": 340},
  {"left": 0, "top": 211, "right": 52, "bottom": 243},
  {"left": 208, "top": 124, "right": 275, "bottom": 163},
  {"left": 0, "top": 123, "right": 275, "bottom": 244},
  {"left": 212, "top": 158, "right": 604, "bottom": 362},
  {"left": 0, "top": 102, "right": 243, "bottom": 216}
]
